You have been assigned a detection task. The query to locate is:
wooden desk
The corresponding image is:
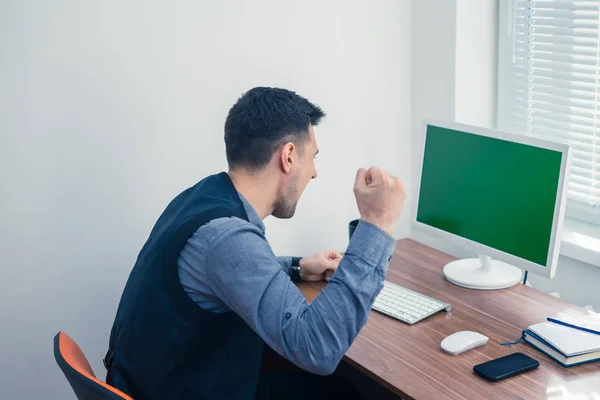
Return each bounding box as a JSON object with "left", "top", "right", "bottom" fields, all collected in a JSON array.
[{"left": 298, "top": 239, "right": 600, "bottom": 400}]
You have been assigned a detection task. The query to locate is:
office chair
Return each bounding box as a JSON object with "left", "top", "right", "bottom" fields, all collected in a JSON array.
[{"left": 53, "top": 332, "right": 133, "bottom": 400}]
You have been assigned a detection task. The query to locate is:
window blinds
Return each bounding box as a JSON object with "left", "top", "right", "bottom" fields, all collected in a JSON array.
[{"left": 498, "top": 0, "right": 600, "bottom": 217}]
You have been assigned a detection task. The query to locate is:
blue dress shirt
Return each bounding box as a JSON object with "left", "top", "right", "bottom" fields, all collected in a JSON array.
[{"left": 177, "top": 193, "right": 395, "bottom": 375}]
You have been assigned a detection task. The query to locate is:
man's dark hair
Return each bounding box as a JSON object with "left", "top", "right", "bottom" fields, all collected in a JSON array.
[{"left": 224, "top": 87, "right": 326, "bottom": 170}]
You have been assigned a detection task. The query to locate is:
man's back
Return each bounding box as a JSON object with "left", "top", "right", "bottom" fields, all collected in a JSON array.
[{"left": 105, "top": 173, "right": 265, "bottom": 400}]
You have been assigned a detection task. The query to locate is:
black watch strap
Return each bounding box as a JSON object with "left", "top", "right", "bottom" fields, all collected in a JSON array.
[{"left": 290, "top": 257, "right": 302, "bottom": 283}]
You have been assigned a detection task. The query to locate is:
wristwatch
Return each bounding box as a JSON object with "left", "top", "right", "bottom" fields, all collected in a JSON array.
[{"left": 290, "top": 257, "right": 302, "bottom": 283}]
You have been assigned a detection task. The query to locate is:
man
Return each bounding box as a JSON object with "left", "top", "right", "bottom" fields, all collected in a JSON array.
[{"left": 105, "top": 87, "right": 406, "bottom": 399}]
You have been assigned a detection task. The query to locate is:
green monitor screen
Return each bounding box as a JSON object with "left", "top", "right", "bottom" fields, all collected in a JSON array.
[{"left": 416, "top": 124, "right": 563, "bottom": 266}]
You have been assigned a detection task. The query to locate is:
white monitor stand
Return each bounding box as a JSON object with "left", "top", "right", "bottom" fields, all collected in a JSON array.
[{"left": 443, "top": 254, "right": 523, "bottom": 290}]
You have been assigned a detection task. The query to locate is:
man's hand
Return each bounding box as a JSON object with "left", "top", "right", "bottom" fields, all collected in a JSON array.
[
  {"left": 299, "top": 250, "right": 343, "bottom": 282},
  {"left": 354, "top": 166, "right": 406, "bottom": 235}
]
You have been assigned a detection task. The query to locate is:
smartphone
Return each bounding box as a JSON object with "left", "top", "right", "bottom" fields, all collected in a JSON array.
[{"left": 473, "top": 353, "right": 539, "bottom": 382}]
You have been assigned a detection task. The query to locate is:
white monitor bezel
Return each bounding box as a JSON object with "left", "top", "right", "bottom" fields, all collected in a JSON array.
[{"left": 412, "top": 119, "right": 571, "bottom": 279}]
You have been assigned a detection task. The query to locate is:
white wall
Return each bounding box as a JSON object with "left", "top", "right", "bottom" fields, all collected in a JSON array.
[
  {"left": 411, "top": 0, "right": 600, "bottom": 311},
  {"left": 410, "top": 0, "right": 456, "bottom": 206},
  {"left": 455, "top": 0, "right": 498, "bottom": 127},
  {"left": 0, "top": 1, "right": 412, "bottom": 398}
]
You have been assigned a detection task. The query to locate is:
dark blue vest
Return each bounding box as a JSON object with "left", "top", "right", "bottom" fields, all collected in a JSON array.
[{"left": 105, "top": 172, "right": 265, "bottom": 399}]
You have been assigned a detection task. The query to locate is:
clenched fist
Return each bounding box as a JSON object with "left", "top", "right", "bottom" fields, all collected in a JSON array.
[{"left": 353, "top": 166, "right": 406, "bottom": 235}]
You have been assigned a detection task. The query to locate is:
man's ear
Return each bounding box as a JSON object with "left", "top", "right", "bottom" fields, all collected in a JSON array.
[{"left": 279, "top": 142, "right": 296, "bottom": 174}]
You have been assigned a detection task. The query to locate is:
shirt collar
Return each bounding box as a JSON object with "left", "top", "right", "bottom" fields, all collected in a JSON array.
[{"left": 237, "top": 192, "right": 266, "bottom": 233}]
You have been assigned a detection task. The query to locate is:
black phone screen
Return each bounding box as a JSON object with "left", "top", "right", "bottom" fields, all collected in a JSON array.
[{"left": 473, "top": 353, "right": 539, "bottom": 382}]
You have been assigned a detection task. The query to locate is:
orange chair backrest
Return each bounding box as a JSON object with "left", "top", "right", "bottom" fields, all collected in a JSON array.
[{"left": 56, "top": 332, "right": 133, "bottom": 400}]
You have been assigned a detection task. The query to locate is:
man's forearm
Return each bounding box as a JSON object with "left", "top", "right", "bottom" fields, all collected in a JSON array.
[{"left": 280, "top": 220, "right": 395, "bottom": 374}]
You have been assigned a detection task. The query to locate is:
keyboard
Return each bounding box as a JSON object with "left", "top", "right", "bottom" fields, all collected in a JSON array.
[{"left": 372, "top": 281, "right": 451, "bottom": 324}]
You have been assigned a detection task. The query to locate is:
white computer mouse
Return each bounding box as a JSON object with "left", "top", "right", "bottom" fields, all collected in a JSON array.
[{"left": 441, "top": 331, "right": 489, "bottom": 355}]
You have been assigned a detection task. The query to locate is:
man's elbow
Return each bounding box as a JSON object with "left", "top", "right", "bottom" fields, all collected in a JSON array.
[
  {"left": 310, "top": 362, "right": 338, "bottom": 376},
  {"left": 300, "top": 354, "right": 341, "bottom": 376}
]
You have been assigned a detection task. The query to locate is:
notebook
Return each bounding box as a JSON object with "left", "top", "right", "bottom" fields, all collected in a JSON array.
[
  {"left": 523, "top": 321, "right": 600, "bottom": 367},
  {"left": 548, "top": 311, "right": 600, "bottom": 335}
]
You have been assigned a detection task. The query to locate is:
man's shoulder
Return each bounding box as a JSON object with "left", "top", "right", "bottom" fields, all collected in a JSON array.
[{"left": 193, "top": 215, "right": 263, "bottom": 245}]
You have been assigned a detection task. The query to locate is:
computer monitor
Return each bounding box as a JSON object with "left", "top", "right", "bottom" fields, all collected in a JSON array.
[{"left": 414, "top": 120, "right": 571, "bottom": 290}]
